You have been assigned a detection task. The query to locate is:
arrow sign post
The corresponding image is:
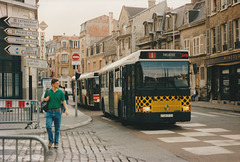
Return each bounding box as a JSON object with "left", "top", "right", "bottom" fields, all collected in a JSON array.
[
  {"left": 26, "top": 58, "right": 48, "bottom": 69},
  {"left": 4, "top": 28, "right": 39, "bottom": 37},
  {"left": 4, "top": 17, "right": 39, "bottom": 29},
  {"left": 5, "top": 45, "right": 39, "bottom": 57},
  {"left": 5, "top": 36, "right": 39, "bottom": 45}
]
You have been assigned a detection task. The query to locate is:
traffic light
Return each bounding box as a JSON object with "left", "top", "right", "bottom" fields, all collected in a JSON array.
[{"left": 75, "top": 72, "right": 81, "bottom": 80}]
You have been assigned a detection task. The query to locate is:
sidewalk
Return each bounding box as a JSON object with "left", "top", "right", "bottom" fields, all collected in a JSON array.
[
  {"left": 0, "top": 100, "right": 92, "bottom": 135},
  {"left": 191, "top": 101, "right": 240, "bottom": 113}
]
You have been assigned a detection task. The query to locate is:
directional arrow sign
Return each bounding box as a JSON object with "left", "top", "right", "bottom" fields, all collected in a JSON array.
[
  {"left": 26, "top": 58, "right": 48, "bottom": 69},
  {"left": 5, "top": 28, "right": 39, "bottom": 37},
  {"left": 5, "top": 36, "right": 39, "bottom": 45},
  {"left": 4, "top": 17, "right": 39, "bottom": 29},
  {"left": 5, "top": 45, "right": 39, "bottom": 57}
]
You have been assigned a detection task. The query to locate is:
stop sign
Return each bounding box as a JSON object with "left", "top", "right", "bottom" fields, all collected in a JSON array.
[{"left": 72, "top": 53, "right": 80, "bottom": 61}]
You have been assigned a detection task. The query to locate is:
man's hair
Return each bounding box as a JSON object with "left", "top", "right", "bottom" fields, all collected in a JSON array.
[{"left": 51, "top": 78, "right": 59, "bottom": 85}]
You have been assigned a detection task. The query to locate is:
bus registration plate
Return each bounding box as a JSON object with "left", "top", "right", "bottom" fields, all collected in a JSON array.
[{"left": 161, "top": 114, "right": 173, "bottom": 117}]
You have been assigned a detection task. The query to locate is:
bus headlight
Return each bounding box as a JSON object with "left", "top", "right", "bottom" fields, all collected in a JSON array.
[
  {"left": 96, "top": 99, "right": 100, "bottom": 102},
  {"left": 142, "top": 107, "right": 151, "bottom": 113},
  {"left": 182, "top": 106, "right": 191, "bottom": 112}
]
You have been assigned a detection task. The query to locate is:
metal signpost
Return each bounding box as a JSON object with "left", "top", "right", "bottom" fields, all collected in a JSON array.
[
  {"left": 5, "top": 36, "right": 39, "bottom": 45},
  {"left": 72, "top": 53, "right": 80, "bottom": 117},
  {"left": 4, "top": 17, "right": 39, "bottom": 29},
  {"left": 4, "top": 28, "right": 39, "bottom": 37}
]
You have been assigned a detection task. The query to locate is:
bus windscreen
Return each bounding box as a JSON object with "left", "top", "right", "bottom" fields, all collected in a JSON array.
[{"left": 136, "top": 61, "right": 189, "bottom": 88}]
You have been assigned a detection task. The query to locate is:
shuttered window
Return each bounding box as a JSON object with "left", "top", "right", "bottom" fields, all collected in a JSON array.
[
  {"left": 206, "top": 29, "right": 211, "bottom": 55},
  {"left": 207, "top": 0, "right": 211, "bottom": 16},
  {"left": 200, "top": 35, "right": 205, "bottom": 54},
  {"left": 227, "top": 20, "right": 233, "bottom": 50},
  {"left": 216, "top": 25, "right": 222, "bottom": 52}
]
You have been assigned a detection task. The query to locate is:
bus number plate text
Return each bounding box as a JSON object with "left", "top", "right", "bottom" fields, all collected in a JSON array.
[{"left": 160, "top": 114, "right": 173, "bottom": 117}]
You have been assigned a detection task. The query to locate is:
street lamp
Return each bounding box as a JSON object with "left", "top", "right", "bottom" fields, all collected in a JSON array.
[{"left": 166, "top": 12, "right": 176, "bottom": 49}]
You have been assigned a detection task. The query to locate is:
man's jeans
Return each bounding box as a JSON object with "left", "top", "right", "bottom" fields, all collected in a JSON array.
[{"left": 46, "top": 110, "right": 62, "bottom": 145}]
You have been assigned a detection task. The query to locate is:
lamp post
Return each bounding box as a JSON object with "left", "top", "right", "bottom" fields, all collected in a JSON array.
[{"left": 166, "top": 13, "right": 176, "bottom": 49}]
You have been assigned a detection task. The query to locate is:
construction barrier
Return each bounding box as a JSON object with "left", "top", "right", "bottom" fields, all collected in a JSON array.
[
  {"left": 0, "top": 135, "right": 49, "bottom": 162},
  {"left": 0, "top": 100, "right": 40, "bottom": 129}
]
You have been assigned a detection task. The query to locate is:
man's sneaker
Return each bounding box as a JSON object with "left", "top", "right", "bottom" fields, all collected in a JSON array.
[
  {"left": 48, "top": 142, "right": 53, "bottom": 149},
  {"left": 54, "top": 144, "right": 58, "bottom": 149}
]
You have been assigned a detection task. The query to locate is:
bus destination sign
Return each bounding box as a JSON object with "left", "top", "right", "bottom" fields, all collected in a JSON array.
[{"left": 140, "top": 51, "right": 189, "bottom": 59}]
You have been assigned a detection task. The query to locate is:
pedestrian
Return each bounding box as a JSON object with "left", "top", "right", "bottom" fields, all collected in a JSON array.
[
  {"left": 63, "top": 87, "right": 69, "bottom": 105},
  {"left": 43, "top": 78, "right": 69, "bottom": 149},
  {"left": 191, "top": 87, "right": 198, "bottom": 101}
]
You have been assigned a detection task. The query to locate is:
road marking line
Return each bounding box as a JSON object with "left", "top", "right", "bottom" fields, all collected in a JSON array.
[
  {"left": 194, "top": 128, "right": 230, "bottom": 133},
  {"left": 176, "top": 123, "right": 207, "bottom": 127},
  {"left": 183, "top": 146, "right": 233, "bottom": 155},
  {"left": 178, "top": 132, "right": 215, "bottom": 137},
  {"left": 204, "top": 140, "right": 240, "bottom": 146},
  {"left": 191, "top": 112, "right": 218, "bottom": 117},
  {"left": 220, "top": 135, "right": 240, "bottom": 140},
  {"left": 158, "top": 137, "right": 199, "bottom": 143},
  {"left": 141, "top": 130, "right": 175, "bottom": 135},
  {"left": 210, "top": 112, "right": 239, "bottom": 118}
]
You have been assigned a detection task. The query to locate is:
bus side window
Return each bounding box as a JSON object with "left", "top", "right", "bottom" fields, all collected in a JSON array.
[
  {"left": 115, "top": 69, "right": 122, "bottom": 87},
  {"left": 106, "top": 72, "right": 109, "bottom": 88},
  {"left": 82, "top": 81, "right": 85, "bottom": 89}
]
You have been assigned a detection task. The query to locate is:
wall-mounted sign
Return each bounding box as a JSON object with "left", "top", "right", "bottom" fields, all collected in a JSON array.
[
  {"left": 5, "top": 45, "right": 39, "bottom": 57},
  {"left": 5, "top": 36, "right": 39, "bottom": 45},
  {"left": 4, "top": 17, "right": 39, "bottom": 29},
  {"left": 4, "top": 28, "right": 39, "bottom": 37}
]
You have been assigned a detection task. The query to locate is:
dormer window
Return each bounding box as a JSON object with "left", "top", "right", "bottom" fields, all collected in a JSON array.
[{"left": 143, "top": 20, "right": 153, "bottom": 36}]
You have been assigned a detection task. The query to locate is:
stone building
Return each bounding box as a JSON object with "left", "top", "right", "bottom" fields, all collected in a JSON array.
[
  {"left": 178, "top": 0, "right": 207, "bottom": 100},
  {"left": 0, "top": 0, "right": 39, "bottom": 99},
  {"left": 205, "top": 0, "right": 240, "bottom": 104},
  {"left": 80, "top": 13, "right": 117, "bottom": 73},
  {"left": 46, "top": 34, "right": 80, "bottom": 88}
]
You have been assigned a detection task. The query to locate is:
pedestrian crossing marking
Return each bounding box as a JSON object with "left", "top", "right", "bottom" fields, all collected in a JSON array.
[
  {"left": 182, "top": 146, "right": 233, "bottom": 155},
  {"left": 141, "top": 130, "right": 175, "bottom": 135},
  {"left": 178, "top": 132, "right": 215, "bottom": 137},
  {"left": 203, "top": 140, "right": 240, "bottom": 146},
  {"left": 158, "top": 137, "right": 199, "bottom": 143},
  {"left": 191, "top": 112, "right": 218, "bottom": 117},
  {"left": 210, "top": 112, "right": 240, "bottom": 118},
  {"left": 194, "top": 128, "right": 230, "bottom": 133},
  {"left": 176, "top": 123, "right": 206, "bottom": 127},
  {"left": 220, "top": 135, "right": 240, "bottom": 140}
]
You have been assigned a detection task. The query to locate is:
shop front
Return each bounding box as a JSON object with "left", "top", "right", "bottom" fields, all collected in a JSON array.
[{"left": 205, "top": 53, "right": 240, "bottom": 104}]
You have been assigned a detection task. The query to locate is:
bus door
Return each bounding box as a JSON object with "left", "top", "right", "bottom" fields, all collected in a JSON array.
[
  {"left": 109, "top": 71, "right": 114, "bottom": 114},
  {"left": 122, "top": 65, "right": 134, "bottom": 119},
  {"left": 88, "top": 79, "right": 94, "bottom": 106}
]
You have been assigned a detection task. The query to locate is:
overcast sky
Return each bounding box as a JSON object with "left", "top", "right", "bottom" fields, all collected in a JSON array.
[{"left": 38, "top": 0, "right": 191, "bottom": 41}]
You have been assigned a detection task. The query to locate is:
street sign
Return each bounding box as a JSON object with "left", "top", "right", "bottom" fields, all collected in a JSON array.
[
  {"left": 72, "top": 61, "right": 80, "bottom": 65},
  {"left": 4, "top": 28, "right": 39, "bottom": 37},
  {"left": 4, "top": 17, "right": 39, "bottom": 29},
  {"left": 26, "top": 58, "right": 48, "bottom": 69},
  {"left": 72, "top": 53, "right": 80, "bottom": 61},
  {"left": 40, "top": 32, "right": 45, "bottom": 59},
  {"left": 5, "top": 45, "right": 39, "bottom": 57},
  {"left": 5, "top": 36, "right": 39, "bottom": 45},
  {"left": 39, "top": 21, "right": 48, "bottom": 31}
]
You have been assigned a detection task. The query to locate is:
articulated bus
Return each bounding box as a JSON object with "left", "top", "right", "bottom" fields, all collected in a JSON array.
[
  {"left": 99, "top": 50, "right": 191, "bottom": 124},
  {"left": 77, "top": 72, "right": 100, "bottom": 108}
]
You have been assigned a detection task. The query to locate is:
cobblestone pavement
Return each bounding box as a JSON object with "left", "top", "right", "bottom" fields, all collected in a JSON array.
[{"left": 0, "top": 130, "right": 145, "bottom": 162}]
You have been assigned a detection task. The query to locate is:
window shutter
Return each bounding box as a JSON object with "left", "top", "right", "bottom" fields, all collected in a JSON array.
[
  {"left": 227, "top": 20, "right": 233, "bottom": 49},
  {"left": 69, "top": 41, "right": 73, "bottom": 48},
  {"left": 207, "top": 0, "right": 211, "bottom": 16},
  {"left": 218, "top": 25, "right": 222, "bottom": 52},
  {"left": 206, "top": 29, "right": 211, "bottom": 55},
  {"left": 217, "top": 0, "right": 221, "bottom": 11},
  {"left": 200, "top": 35, "right": 205, "bottom": 54},
  {"left": 227, "top": 0, "right": 232, "bottom": 6}
]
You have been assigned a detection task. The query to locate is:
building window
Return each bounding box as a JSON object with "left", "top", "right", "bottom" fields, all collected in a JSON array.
[
  {"left": 122, "top": 23, "right": 127, "bottom": 35},
  {"left": 93, "top": 62, "right": 96, "bottom": 72},
  {"left": 216, "top": 25, "right": 222, "bottom": 52},
  {"left": 122, "top": 39, "right": 125, "bottom": 50},
  {"left": 62, "top": 42, "right": 67, "bottom": 49},
  {"left": 184, "top": 39, "right": 190, "bottom": 52},
  {"left": 99, "top": 60, "right": 102, "bottom": 69},
  {"left": 62, "top": 67, "right": 68, "bottom": 76},
  {"left": 222, "top": 24, "right": 227, "bottom": 51},
  {"left": 128, "top": 38, "right": 131, "bottom": 49},
  {"left": 144, "top": 24, "right": 148, "bottom": 36},
  {"left": 206, "top": 29, "right": 211, "bottom": 55},
  {"left": 211, "top": 0, "right": 217, "bottom": 13},
  {"left": 62, "top": 54, "right": 68, "bottom": 63},
  {"left": 234, "top": 0, "right": 240, "bottom": 4},
  {"left": 71, "top": 41, "right": 79, "bottom": 48},
  {"left": 222, "top": 0, "right": 228, "bottom": 9},
  {"left": 200, "top": 67, "right": 205, "bottom": 80},
  {"left": 15, "top": 0, "right": 24, "bottom": 2},
  {"left": 193, "top": 37, "right": 200, "bottom": 56},
  {"left": 234, "top": 19, "right": 239, "bottom": 42},
  {"left": 96, "top": 44, "right": 100, "bottom": 54},
  {"left": 185, "top": 12, "right": 189, "bottom": 24},
  {"left": 88, "top": 63, "right": 90, "bottom": 72},
  {"left": 212, "top": 28, "right": 216, "bottom": 53},
  {"left": 227, "top": 20, "right": 234, "bottom": 49}
]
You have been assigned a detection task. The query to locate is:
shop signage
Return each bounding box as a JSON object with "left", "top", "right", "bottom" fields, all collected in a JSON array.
[{"left": 205, "top": 53, "right": 240, "bottom": 65}]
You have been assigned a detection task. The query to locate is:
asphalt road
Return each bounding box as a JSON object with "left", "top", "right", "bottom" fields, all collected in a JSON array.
[{"left": 76, "top": 105, "right": 240, "bottom": 162}]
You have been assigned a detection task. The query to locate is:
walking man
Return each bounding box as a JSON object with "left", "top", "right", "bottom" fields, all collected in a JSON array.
[{"left": 43, "top": 78, "right": 69, "bottom": 149}]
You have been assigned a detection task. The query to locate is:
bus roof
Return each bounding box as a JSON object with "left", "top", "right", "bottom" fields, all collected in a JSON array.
[
  {"left": 78, "top": 71, "right": 99, "bottom": 80},
  {"left": 99, "top": 49, "right": 189, "bottom": 74}
]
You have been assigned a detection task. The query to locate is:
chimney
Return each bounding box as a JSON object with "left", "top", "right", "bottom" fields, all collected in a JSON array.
[
  {"left": 109, "top": 12, "right": 113, "bottom": 36},
  {"left": 148, "top": 0, "right": 156, "bottom": 8}
]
